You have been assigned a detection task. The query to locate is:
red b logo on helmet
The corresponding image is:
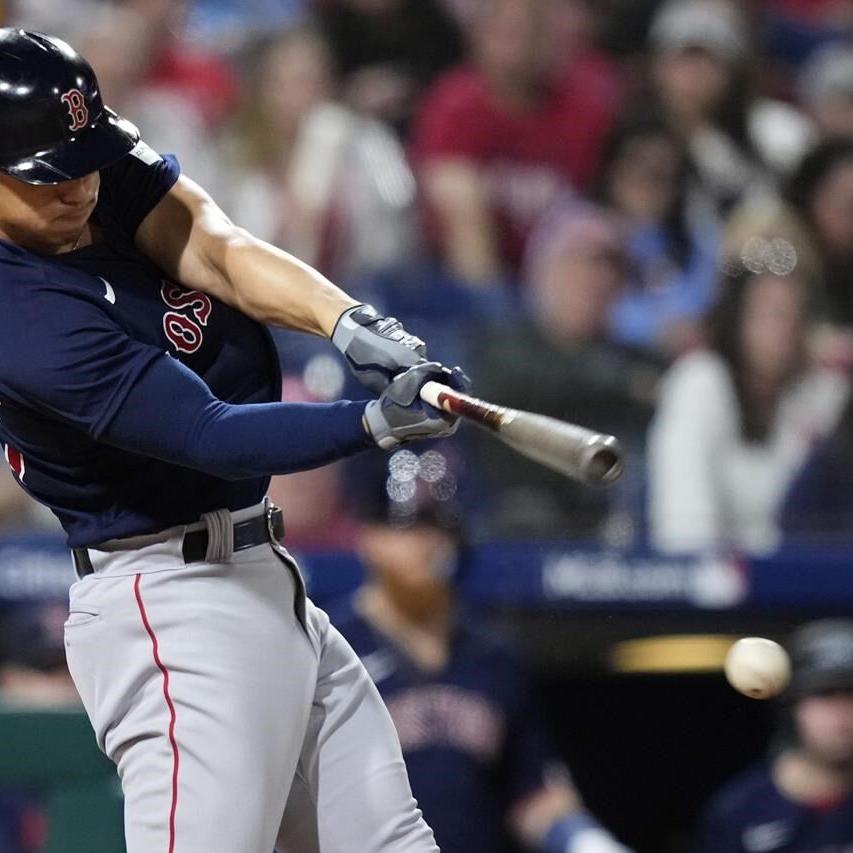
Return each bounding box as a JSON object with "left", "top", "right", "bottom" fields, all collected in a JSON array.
[{"left": 60, "top": 89, "right": 89, "bottom": 132}]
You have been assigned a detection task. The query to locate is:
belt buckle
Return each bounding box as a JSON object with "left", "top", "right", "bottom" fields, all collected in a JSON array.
[{"left": 264, "top": 498, "right": 280, "bottom": 543}]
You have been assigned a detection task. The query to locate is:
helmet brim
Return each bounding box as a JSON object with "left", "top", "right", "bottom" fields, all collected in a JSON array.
[{"left": 0, "top": 107, "right": 139, "bottom": 185}]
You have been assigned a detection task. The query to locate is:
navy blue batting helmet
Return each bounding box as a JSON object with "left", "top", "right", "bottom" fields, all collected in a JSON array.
[
  {"left": 787, "top": 620, "right": 853, "bottom": 699},
  {"left": 0, "top": 28, "right": 139, "bottom": 184}
]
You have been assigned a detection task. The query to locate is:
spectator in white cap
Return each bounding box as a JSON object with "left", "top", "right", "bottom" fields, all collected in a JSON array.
[{"left": 649, "top": 0, "right": 813, "bottom": 219}]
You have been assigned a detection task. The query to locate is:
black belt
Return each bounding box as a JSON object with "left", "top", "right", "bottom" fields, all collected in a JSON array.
[{"left": 72, "top": 507, "right": 285, "bottom": 578}]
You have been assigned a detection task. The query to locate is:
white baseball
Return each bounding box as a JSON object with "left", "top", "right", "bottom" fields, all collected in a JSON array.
[{"left": 724, "top": 637, "right": 791, "bottom": 699}]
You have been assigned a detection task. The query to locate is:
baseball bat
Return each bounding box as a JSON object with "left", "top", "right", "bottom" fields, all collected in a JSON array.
[{"left": 419, "top": 381, "right": 624, "bottom": 486}]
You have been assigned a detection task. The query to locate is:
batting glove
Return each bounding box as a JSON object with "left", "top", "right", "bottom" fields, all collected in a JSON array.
[
  {"left": 332, "top": 303, "right": 427, "bottom": 394},
  {"left": 363, "top": 362, "right": 470, "bottom": 449}
]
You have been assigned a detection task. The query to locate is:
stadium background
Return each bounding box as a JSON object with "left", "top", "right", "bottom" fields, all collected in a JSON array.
[{"left": 2, "top": 0, "right": 853, "bottom": 850}]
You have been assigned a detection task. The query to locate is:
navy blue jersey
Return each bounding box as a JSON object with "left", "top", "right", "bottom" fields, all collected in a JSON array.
[
  {"left": 696, "top": 762, "right": 853, "bottom": 853},
  {"left": 330, "top": 598, "right": 559, "bottom": 853},
  {"left": 0, "top": 143, "right": 280, "bottom": 546}
]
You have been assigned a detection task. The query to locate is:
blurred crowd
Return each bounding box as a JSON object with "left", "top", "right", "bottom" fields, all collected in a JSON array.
[
  {"left": 2, "top": 0, "right": 853, "bottom": 555},
  {"left": 4, "top": 3, "right": 853, "bottom": 851}
]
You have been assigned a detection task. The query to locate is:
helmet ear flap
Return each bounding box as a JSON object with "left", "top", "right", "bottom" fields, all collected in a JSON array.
[{"left": 0, "top": 28, "right": 138, "bottom": 184}]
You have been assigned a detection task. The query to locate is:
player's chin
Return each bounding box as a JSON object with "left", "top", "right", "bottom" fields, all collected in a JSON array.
[
  {"left": 52, "top": 207, "right": 90, "bottom": 227},
  {"left": 44, "top": 216, "right": 86, "bottom": 242}
]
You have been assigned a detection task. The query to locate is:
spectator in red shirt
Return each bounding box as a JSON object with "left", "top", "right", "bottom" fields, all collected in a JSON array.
[
  {"left": 410, "top": 0, "right": 621, "bottom": 287},
  {"left": 118, "top": 0, "right": 237, "bottom": 127}
]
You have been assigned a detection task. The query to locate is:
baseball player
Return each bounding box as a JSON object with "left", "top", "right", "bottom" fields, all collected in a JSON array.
[
  {"left": 695, "top": 620, "right": 853, "bottom": 853},
  {"left": 0, "top": 27, "right": 469, "bottom": 853},
  {"left": 330, "top": 448, "right": 631, "bottom": 853}
]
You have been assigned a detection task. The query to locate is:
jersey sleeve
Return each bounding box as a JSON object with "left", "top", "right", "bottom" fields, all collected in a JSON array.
[
  {"left": 0, "top": 281, "right": 163, "bottom": 439},
  {"left": 94, "top": 141, "right": 181, "bottom": 238},
  {"left": 0, "top": 279, "right": 371, "bottom": 475}
]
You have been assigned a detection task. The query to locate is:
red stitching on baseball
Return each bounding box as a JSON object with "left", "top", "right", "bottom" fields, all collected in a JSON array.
[{"left": 134, "top": 573, "right": 179, "bottom": 853}]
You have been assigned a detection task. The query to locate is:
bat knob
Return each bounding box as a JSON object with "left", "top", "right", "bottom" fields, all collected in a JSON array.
[{"left": 584, "top": 435, "right": 624, "bottom": 485}]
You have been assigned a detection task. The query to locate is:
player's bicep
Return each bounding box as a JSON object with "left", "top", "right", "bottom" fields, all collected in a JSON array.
[{"left": 135, "top": 175, "right": 247, "bottom": 310}]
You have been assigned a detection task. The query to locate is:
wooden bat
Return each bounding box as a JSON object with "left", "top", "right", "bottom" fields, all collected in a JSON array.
[{"left": 419, "top": 381, "right": 624, "bottom": 486}]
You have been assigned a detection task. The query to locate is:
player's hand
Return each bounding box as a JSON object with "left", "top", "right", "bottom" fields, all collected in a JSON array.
[
  {"left": 363, "top": 361, "right": 470, "bottom": 449},
  {"left": 332, "top": 303, "right": 427, "bottom": 394}
]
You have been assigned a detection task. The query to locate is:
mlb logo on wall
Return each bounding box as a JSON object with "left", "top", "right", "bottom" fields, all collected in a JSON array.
[{"left": 5, "top": 444, "right": 25, "bottom": 482}]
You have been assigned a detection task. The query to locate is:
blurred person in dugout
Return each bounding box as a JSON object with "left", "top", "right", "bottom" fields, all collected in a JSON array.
[
  {"left": 409, "top": 0, "right": 622, "bottom": 288},
  {"left": 647, "top": 242, "right": 850, "bottom": 556},
  {"left": 0, "top": 599, "right": 81, "bottom": 853},
  {"left": 217, "top": 25, "right": 417, "bottom": 285},
  {"left": 646, "top": 0, "right": 812, "bottom": 220},
  {"left": 469, "top": 202, "right": 664, "bottom": 539},
  {"left": 323, "top": 449, "right": 631, "bottom": 853},
  {"left": 695, "top": 620, "right": 853, "bottom": 852},
  {"left": 315, "top": 0, "right": 463, "bottom": 134},
  {"left": 594, "top": 110, "right": 720, "bottom": 357}
]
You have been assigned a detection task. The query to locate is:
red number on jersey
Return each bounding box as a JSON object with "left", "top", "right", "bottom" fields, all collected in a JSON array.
[
  {"left": 160, "top": 281, "right": 212, "bottom": 354},
  {"left": 160, "top": 282, "right": 212, "bottom": 326},
  {"left": 163, "top": 313, "right": 204, "bottom": 355},
  {"left": 5, "top": 445, "right": 25, "bottom": 483}
]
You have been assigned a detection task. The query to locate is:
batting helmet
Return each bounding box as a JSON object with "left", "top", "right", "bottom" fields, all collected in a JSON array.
[
  {"left": 0, "top": 28, "right": 139, "bottom": 184},
  {"left": 787, "top": 619, "right": 853, "bottom": 699}
]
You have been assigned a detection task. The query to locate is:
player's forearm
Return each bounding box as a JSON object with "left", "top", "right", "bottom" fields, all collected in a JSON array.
[
  {"left": 216, "top": 229, "right": 359, "bottom": 337},
  {"left": 104, "top": 355, "right": 372, "bottom": 479},
  {"left": 138, "top": 175, "right": 358, "bottom": 337}
]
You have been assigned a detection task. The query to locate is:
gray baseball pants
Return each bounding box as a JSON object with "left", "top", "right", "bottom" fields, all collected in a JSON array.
[{"left": 63, "top": 502, "right": 438, "bottom": 853}]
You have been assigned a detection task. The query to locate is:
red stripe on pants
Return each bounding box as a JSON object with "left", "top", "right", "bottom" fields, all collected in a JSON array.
[{"left": 134, "top": 573, "right": 180, "bottom": 852}]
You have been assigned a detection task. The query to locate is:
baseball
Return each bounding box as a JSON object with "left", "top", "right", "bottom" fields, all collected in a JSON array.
[{"left": 724, "top": 637, "right": 791, "bottom": 699}]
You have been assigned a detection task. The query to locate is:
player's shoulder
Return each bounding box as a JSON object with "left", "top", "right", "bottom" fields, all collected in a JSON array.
[
  {"left": 0, "top": 242, "right": 62, "bottom": 307},
  {"left": 0, "top": 243, "right": 103, "bottom": 301},
  {"left": 101, "top": 139, "right": 174, "bottom": 181},
  {"left": 95, "top": 140, "right": 181, "bottom": 237},
  {"left": 0, "top": 240, "right": 45, "bottom": 281},
  {"left": 704, "top": 761, "right": 778, "bottom": 819},
  {"left": 0, "top": 244, "right": 112, "bottom": 349}
]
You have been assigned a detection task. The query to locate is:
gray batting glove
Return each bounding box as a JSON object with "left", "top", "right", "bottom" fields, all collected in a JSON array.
[
  {"left": 332, "top": 303, "right": 427, "bottom": 394},
  {"left": 363, "top": 362, "right": 469, "bottom": 450}
]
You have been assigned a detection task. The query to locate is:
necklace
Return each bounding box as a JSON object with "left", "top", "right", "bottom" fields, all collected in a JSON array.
[{"left": 71, "top": 225, "right": 85, "bottom": 251}]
